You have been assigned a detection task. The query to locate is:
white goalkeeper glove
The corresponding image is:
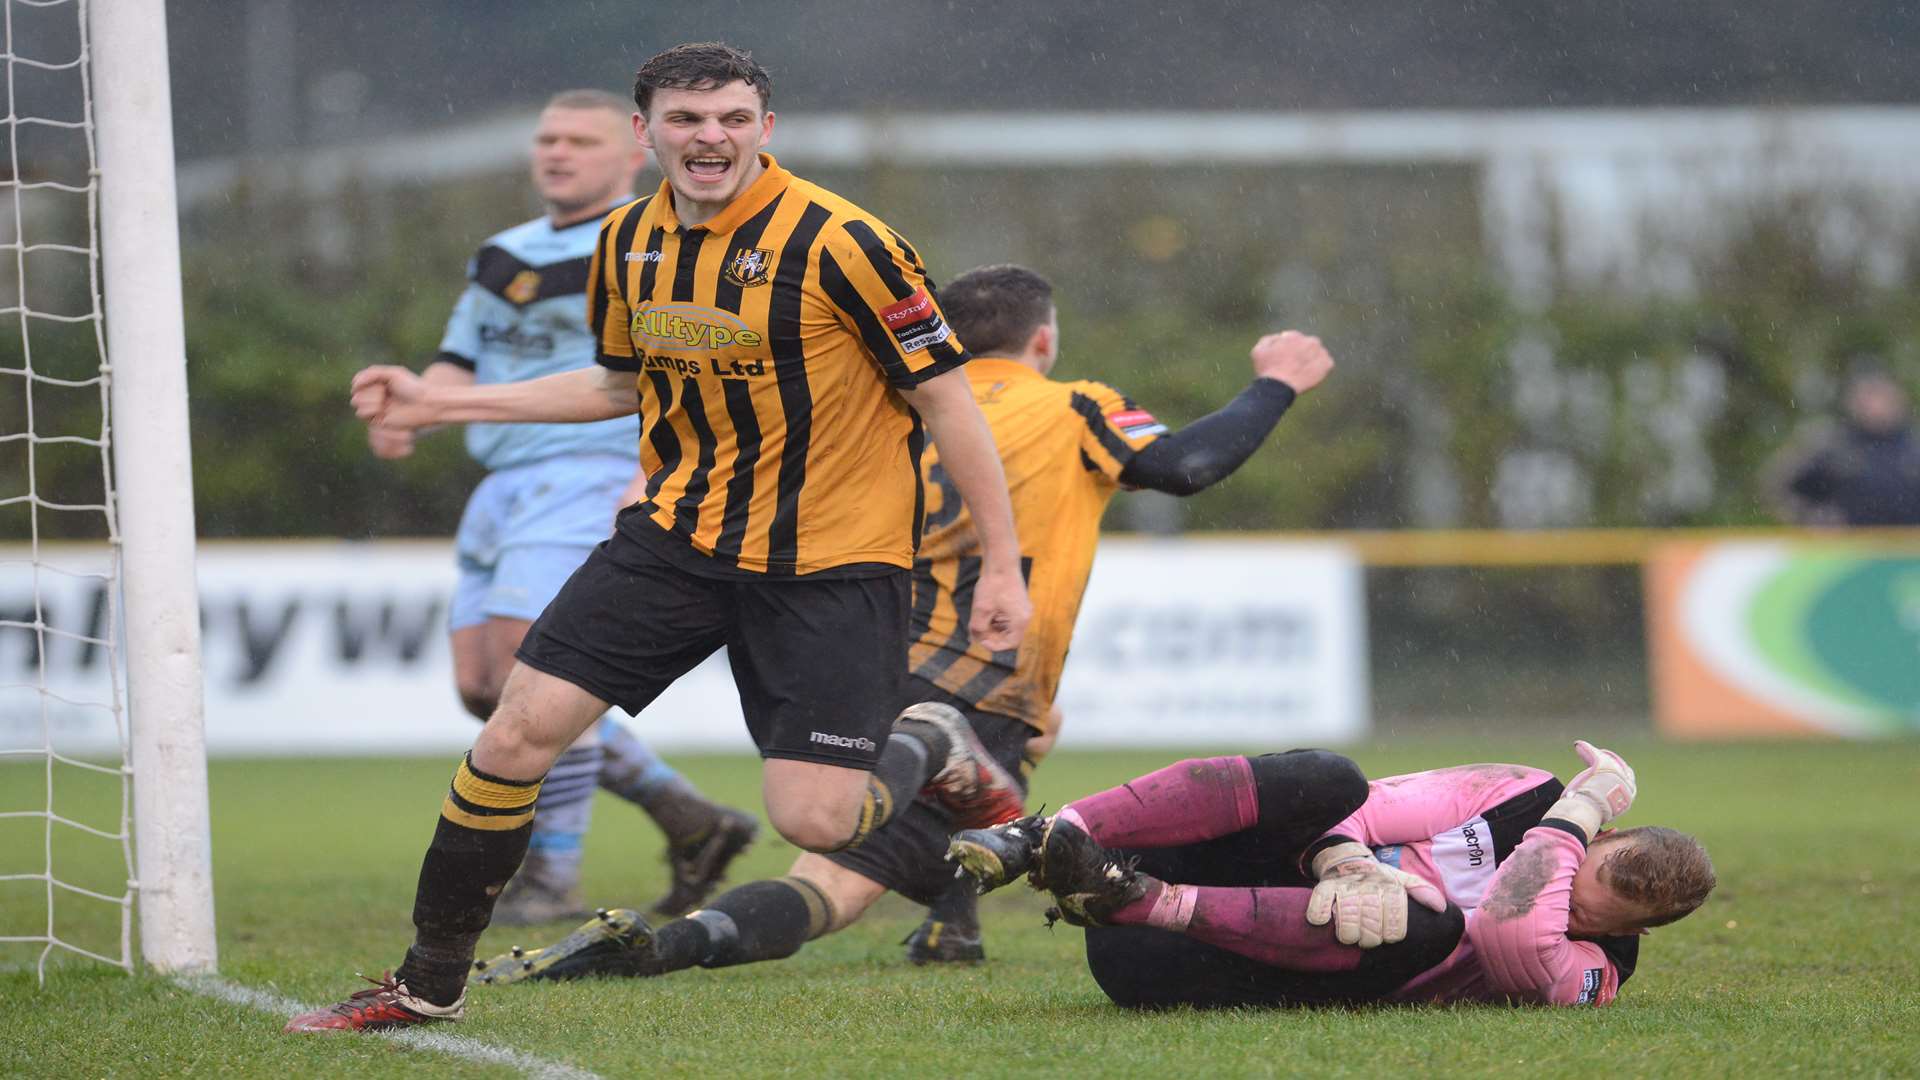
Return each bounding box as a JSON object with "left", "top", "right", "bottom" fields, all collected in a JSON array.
[
  {"left": 1545, "top": 739, "right": 1637, "bottom": 841},
  {"left": 1304, "top": 841, "right": 1448, "bottom": 949}
]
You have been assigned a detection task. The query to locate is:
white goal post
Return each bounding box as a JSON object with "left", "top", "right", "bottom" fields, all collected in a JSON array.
[{"left": 89, "top": 0, "right": 215, "bottom": 974}]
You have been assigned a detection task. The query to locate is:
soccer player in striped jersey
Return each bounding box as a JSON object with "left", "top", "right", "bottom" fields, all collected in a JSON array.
[
  {"left": 290, "top": 44, "right": 1032, "bottom": 1032},
  {"left": 459, "top": 265, "right": 1337, "bottom": 985},
  {"left": 368, "top": 89, "right": 755, "bottom": 927},
  {"left": 950, "top": 743, "right": 1715, "bottom": 1009},
  {"left": 893, "top": 267, "right": 1335, "bottom": 962}
]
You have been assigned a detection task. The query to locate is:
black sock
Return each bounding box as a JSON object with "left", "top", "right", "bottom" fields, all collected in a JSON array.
[
  {"left": 845, "top": 720, "right": 948, "bottom": 849},
  {"left": 650, "top": 876, "right": 836, "bottom": 972},
  {"left": 395, "top": 753, "right": 542, "bottom": 1006}
]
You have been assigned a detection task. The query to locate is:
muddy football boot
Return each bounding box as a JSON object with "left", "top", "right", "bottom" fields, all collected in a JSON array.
[
  {"left": 651, "top": 808, "right": 760, "bottom": 919},
  {"left": 905, "top": 874, "right": 987, "bottom": 964},
  {"left": 1031, "top": 817, "right": 1148, "bottom": 928},
  {"left": 903, "top": 914, "right": 986, "bottom": 965},
  {"left": 900, "top": 703, "right": 1025, "bottom": 829},
  {"left": 472, "top": 907, "right": 657, "bottom": 986},
  {"left": 283, "top": 972, "right": 463, "bottom": 1032},
  {"left": 947, "top": 813, "right": 1052, "bottom": 895}
]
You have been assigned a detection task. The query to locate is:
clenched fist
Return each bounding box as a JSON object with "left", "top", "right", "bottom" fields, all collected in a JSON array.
[{"left": 1250, "top": 330, "right": 1334, "bottom": 395}]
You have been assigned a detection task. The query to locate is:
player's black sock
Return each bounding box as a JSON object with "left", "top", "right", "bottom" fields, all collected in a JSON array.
[
  {"left": 648, "top": 876, "right": 835, "bottom": 972},
  {"left": 843, "top": 719, "right": 948, "bottom": 849},
  {"left": 395, "top": 752, "right": 542, "bottom": 1006}
]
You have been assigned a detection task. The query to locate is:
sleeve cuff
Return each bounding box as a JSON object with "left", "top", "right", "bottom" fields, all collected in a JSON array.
[
  {"left": 597, "top": 350, "right": 642, "bottom": 373},
  {"left": 890, "top": 346, "right": 970, "bottom": 390},
  {"left": 433, "top": 350, "right": 476, "bottom": 372},
  {"left": 1249, "top": 376, "right": 1298, "bottom": 410},
  {"left": 1537, "top": 818, "right": 1592, "bottom": 847},
  {"left": 1301, "top": 833, "right": 1359, "bottom": 876}
]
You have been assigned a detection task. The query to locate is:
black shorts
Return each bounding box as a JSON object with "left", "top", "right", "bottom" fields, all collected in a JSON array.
[
  {"left": 515, "top": 520, "right": 908, "bottom": 770},
  {"left": 822, "top": 677, "right": 1034, "bottom": 906}
]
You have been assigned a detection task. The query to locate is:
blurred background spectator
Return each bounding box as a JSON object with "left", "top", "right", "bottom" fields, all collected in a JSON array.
[{"left": 1766, "top": 366, "right": 1920, "bottom": 526}]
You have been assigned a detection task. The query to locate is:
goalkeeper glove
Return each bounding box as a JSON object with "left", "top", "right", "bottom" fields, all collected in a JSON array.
[
  {"left": 1545, "top": 739, "right": 1637, "bottom": 841},
  {"left": 1304, "top": 841, "right": 1448, "bottom": 949}
]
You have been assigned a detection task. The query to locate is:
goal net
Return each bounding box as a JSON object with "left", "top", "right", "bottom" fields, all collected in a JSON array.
[{"left": 1, "top": 0, "right": 213, "bottom": 982}]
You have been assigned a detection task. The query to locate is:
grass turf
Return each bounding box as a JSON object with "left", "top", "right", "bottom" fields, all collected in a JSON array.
[{"left": 2, "top": 736, "right": 1916, "bottom": 1078}]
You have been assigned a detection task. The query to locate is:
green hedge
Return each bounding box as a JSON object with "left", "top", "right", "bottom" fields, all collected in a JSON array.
[{"left": 7, "top": 164, "right": 1916, "bottom": 542}]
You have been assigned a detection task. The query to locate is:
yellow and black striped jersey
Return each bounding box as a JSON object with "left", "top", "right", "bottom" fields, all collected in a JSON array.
[
  {"left": 590, "top": 154, "right": 968, "bottom": 575},
  {"left": 908, "top": 358, "right": 1169, "bottom": 730}
]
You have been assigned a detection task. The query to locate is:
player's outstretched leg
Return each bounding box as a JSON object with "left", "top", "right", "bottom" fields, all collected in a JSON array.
[
  {"left": 904, "top": 874, "right": 986, "bottom": 965},
  {"left": 478, "top": 876, "right": 837, "bottom": 985},
  {"left": 595, "top": 719, "right": 760, "bottom": 917},
  {"left": 473, "top": 907, "right": 656, "bottom": 985}
]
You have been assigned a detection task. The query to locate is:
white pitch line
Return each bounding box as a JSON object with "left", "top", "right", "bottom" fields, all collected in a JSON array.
[{"left": 174, "top": 974, "right": 602, "bottom": 1080}]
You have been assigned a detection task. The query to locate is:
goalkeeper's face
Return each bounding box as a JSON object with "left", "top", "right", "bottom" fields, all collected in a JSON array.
[
  {"left": 1568, "top": 838, "right": 1656, "bottom": 938},
  {"left": 635, "top": 81, "right": 775, "bottom": 217},
  {"left": 532, "top": 105, "right": 644, "bottom": 216}
]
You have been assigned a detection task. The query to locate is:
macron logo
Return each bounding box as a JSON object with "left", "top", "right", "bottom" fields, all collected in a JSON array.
[
  {"left": 625, "top": 251, "right": 663, "bottom": 263},
  {"left": 810, "top": 731, "right": 877, "bottom": 752}
]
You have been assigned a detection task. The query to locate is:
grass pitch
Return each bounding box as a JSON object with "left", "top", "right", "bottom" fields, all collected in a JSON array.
[{"left": 3, "top": 736, "right": 1916, "bottom": 1078}]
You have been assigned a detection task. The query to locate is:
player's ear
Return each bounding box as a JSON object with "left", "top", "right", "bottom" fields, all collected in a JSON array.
[
  {"left": 758, "top": 110, "right": 775, "bottom": 149},
  {"left": 633, "top": 111, "right": 654, "bottom": 151},
  {"left": 1029, "top": 322, "right": 1055, "bottom": 361}
]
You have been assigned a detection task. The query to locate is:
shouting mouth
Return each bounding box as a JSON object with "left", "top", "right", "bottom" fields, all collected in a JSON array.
[{"left": 685, "top": 155, "right": 732, "bottom": 182}]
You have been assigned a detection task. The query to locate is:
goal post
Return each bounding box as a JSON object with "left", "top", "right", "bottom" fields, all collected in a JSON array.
[{"left": 88, "top": 0, "right": 216, "bottom": 974}]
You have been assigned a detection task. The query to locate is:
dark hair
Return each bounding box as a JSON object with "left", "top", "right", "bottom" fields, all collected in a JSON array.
[
  {"left": 1594, "top": 826, "right": 1716, "bottom": 928},
  {"left": 939, "top": 264, "right": 1055, "bottom": 357},
  {"left": 544, "top": 89, "right": 632, "bottom": 116},
  {"left": 633, "top": 42, "right": 772, "bottom": 115}
]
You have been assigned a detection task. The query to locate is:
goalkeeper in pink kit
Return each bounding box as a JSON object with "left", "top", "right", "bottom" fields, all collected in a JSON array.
[{"left": 951, "top": 742, "right": 1714, "bottom": 1008}]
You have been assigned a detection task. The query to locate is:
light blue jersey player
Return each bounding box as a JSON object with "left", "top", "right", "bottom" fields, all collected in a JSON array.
[{"left": 370, "top": 90, "right": 756, "bottom": 925}]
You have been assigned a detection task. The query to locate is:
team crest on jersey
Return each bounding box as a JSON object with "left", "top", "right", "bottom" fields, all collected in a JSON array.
[
  {"left": 504, "top": 269, "right": 541, "bottom": 304},
  {"left": 723, "top": 247, "right": 774, "bottom": 287}
]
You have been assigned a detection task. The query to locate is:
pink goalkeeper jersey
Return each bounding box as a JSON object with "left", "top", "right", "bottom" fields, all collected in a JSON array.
[{"left": 1322, "top": 765, "right": 1625, "bottom": 1007}]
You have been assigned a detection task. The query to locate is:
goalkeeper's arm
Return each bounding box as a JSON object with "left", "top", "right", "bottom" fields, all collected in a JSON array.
[{"left": 1304, "top": 840, "right": 1447, "bottom": 949}]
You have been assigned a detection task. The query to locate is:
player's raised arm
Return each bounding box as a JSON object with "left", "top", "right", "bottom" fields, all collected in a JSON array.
[
  {"left": 898, "top": 367, "right": 1031, "bottom": 652},
  {"left": 1117, "top": 330, "right": 1333, "bottom": 496},
  {"left": 351, "top": 363, "right": 639, "bottom": 432}
]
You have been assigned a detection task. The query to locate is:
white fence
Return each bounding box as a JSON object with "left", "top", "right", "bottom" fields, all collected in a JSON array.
[{"left": 1, "top": 538, "right": 1369, "bottom": 756}]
